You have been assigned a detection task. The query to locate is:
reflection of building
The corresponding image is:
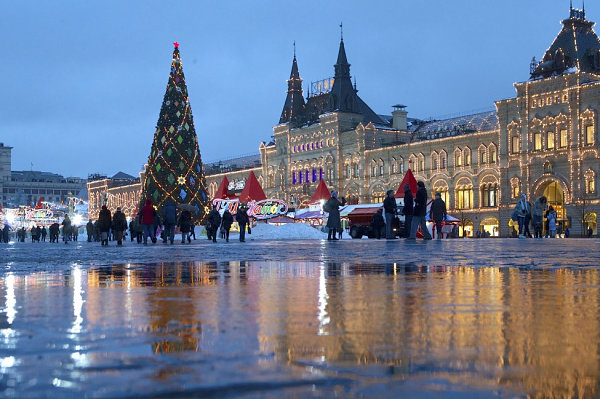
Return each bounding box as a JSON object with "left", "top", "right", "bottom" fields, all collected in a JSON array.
[
  {"left": 87, "top": 6, "right": 600, "bottom": 236},
  {"left": 0, "top": 143, "right": 87, "bottom": 207}
]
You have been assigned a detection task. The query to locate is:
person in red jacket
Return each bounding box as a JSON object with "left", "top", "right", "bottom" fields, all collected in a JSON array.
[{"left": 140, "top": 198, "right": 157, "bottom": 245}]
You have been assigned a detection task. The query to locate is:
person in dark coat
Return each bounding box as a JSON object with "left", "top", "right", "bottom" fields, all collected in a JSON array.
[
  {"left": 86, "top": 220, "right": 94, "bottom": 242},
  {"left": 62, "top": 215, "right": 72, "bottom": 244},
  {"left": 112, "top": 207, "right": 128, "bottom": 246},
  {"left": 128, "top": 220, "right": 135, "bottom": 242},
  {"left": 408, "top": 181, "right": 432, "bottom": 240},
  {"left": 41, "top": 226, "right": 47, "bottom": 242},
  {"left": 402, "top": 184, "right": 414, "bottom": 238},
  {"left": 161, "top": 199, "right": 177, "bottom": 244},
  {"left": 2, "top": 224, "right": 9, "bottom": 243},
  {"left": 324, "top": 191, "right": 346, "bottom": 241},
  {"left": 140, "top": 198, "right": 156, "bottom": 245},
  {"left": 178, "top": 209, "right": 192, "bottom": 244},
  {"left": 371, "top": 209, "right": 385, "bottom": 239},
  {"left": 206, "top": 206, "right": 222, "bottom": 243},
  {"left": 383, "top": 189, "right": 398, "bottom": 239},
  {"left": 235, "top": 205, "right": 250, "bottom": 243},
  {"left": 97, "top": 205, "right": 112, "bottom": 246},
  {"left": 221, "top": 210, "right": 234, "bottom": 242},
  {"left": 430, "top": 192, "right": 447, "bottom": 239}
]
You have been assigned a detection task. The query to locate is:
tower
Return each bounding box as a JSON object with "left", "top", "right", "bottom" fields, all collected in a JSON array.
[{"left": 279, "top": 43, "right": 306, "bottom": 125}]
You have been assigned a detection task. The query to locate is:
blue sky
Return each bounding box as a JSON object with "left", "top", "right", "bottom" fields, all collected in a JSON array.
[{"left": 0, "top": 1, "right": 580, "bottom": 177}]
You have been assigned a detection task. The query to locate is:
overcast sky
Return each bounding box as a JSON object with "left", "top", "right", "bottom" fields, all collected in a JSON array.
[{"left": 0, "top": 1, "right": 582, "bottom": 177}]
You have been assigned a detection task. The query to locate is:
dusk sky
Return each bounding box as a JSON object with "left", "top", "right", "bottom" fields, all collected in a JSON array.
[{"left": 1, "top": 1, "right": 580, "bottom": 177}]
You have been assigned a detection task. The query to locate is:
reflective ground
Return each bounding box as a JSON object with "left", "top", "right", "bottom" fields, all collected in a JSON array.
[{"left": 1, "top": 239, "right": 600, "bottom": 397}]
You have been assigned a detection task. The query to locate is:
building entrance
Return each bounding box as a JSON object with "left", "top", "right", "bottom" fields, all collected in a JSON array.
[{"left": 542, "top": 182, "right": 567, "bottom": 234}]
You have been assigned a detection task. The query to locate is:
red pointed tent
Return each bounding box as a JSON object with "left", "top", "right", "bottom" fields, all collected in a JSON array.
[
  {"left": 214, "top": 176, "right": 234, "bottom": 200},
  {"left": 238, "top": 171, "right": 267, "bottom": 203},
  {"left": 394, "top": 169, "right": 418, "bottom": 198},
  {"left": 310, "top": 179, "right": 331, "bottom": 203}
]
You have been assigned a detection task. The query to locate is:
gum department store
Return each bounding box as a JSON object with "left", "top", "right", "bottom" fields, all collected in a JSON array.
[{"left": 89, "top": 7, "right": 600, "bottom": 237}]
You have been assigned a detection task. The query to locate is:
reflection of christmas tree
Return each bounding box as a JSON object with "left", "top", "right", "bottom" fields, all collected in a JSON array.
[{"left": 142, "top": 42, "right": 209, "bottom": 222}]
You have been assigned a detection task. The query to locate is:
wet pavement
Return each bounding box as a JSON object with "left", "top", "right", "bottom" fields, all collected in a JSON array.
[{"left": 1, "top": 238, "right": 600, "bottom": 397}]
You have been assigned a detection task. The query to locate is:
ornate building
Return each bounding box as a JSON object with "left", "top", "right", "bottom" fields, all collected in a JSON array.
[{"left": 91, "top": 6, "right": 600, "bottom": 237}]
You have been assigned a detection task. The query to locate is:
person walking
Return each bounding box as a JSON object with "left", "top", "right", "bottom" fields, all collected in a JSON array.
[
  {"left": 235, "top": 205, "right": 249, "bottom": 242},
  {"left": 178, "top": 209, "right": 192, "bottom": 244},
  {"left": 547, "top": 205, "right": 557, "bottom": 238},
  {"left": 430, "top": 192, "right": 447, "bottom": 239},
  {"left": 97, "top": 205, "right": 112, "bottom": 246},
  {"left": 371, "top": 209, "right": 385, "bottom": 239},
  {"left": 221, "top": 210, "right": 233, "bottom": 242},
  {"left": 408, "top": 181, "right": 432, "bottom": 240},
  {"left": 62, "top": 215, "right": 72, "bottom": 244},
  {"left": 206, "top": 206, "right": 222, "bottom": 243},
  {"left": 86, "top": 220, "right": 94, "bottom": 242},
  {"left": 128, "top": 219, "right": 136, "bottom": 242},
  {"left": 324, "top": 191, "right": 346, "bottom": 241},
  {"left": 140, "top": 199, "right": 157, "bottom": 245},
  {"left": 41, "top": 226, "right": 47, "bottom": 242},
  {"left": 112, "top": 207, "right": 128, "bottom": 246},
  {"left": 512, "top": 194, "right": 531, "bottom": 238},
  {"left": 2, "top": 224, "right": 9, "bottom": 243},
  {"left": 383, "top": 189, "right": 398, "bottom": 239},
  {"left": 402, "top": 184, "right": 414, "bottom": 238},
  {"left": 532, "top": 196, "right": 547, "bottom": 238},
  {"left": 161, "top": 199, "right": 177, "bottom": 244}
]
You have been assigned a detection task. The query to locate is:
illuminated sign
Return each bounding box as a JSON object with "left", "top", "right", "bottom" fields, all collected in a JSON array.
[
  {"left": 310, "top": 77, "right": 335, "bottom": 96},
  {"left": 212, "top": 198, "right": 288, "bottom": 220}
]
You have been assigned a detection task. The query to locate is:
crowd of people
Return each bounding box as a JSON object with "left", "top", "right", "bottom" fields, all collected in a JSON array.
[{"left": 511, "top": 194, "right": 571, "bottom": 238}]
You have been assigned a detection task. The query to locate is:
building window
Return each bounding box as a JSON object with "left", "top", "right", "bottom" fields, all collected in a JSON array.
[
  {"left": 418, "top": 157, "right": 424, "bottom": 172},
  {"left": 440, "top": 154, "right": 446, "bottom": 170},
  {"left": 345, "top": 165, "right": 351, "bottom": 179},
  {"left": 534, "top": 132, "right": 542, "bottom": 151},
  {"left": 353, "top": 164, "right": 359, "bottom": 178},
  {"left": 319, "top": 168, "right": 323, "bottom": 181},
  {"left": 547, "top": 131, "right": 554, "bottom": 149},
  {"left": 432, "top": 155, "right": 438, "bottom": 170},
  {"left": 299, "top": 172, "right": 302, "bottom": 184},
  {"left": 589, "top": 179, "right": 596, "bottom": 194},
  {"left": 312, "top": 169, "right": 317, "bottom": 183},
  {"left": 511, "top": 136, "right": 519, "bottom": 154},
  {"left": 480, "top": 151, "right": 487, "bottom": 164},
  {"left": 481, "top": 184, "right": 498, "bottom": 207},
  {"left": 456, "top": 186, "right": 473, "bottom": 209},
  {"left": 464, "top": 151, "right": 471, "bottom": 166},
  {"left": 585, "top": 170, "right": 596, "bottom": 194},
  {"left": 512, "top": 184, "right": 519, "bottom": 199},
  {"left": 559, "top": 129, "right": 568, "bottom": 148},
  {"left": 379, "top": 164, "right": 384, "bottom": 176},
  {"left": 399, "top": 162, "right": 404, "bottom": 174},
  {"left": 371, "top": 165, "right": 377, "bottom": 177},
  {"left": 456, "top": 153, "right": 462, "bottom": 167},
  {"left": 490, "top": 147, "right": 497, "bottom": 163},
  {"left": 544, "top": 161, "right": 553, "bottom": 174},
  {"left": 391, "top": 163, "right": 397, "bottom": 174},
  {"left": 305, "top": 170, "right": 309, "bottom": 183},
  {"left": 586, "top": 125, "right": 595, "bottom": 145}
]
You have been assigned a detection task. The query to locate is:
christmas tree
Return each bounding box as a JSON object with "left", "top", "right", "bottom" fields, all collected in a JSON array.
[{"left": 141, "top": 42, "right": 210, "bottom": 222}]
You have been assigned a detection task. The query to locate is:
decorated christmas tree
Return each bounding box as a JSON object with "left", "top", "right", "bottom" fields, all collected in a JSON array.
[{"left": 141, "top": 42, "right": 210, "bottom": 222}]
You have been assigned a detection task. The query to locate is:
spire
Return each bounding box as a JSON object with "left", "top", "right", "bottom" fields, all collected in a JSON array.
[
  {"left": 328, "top": 31, "right": 356, "bottom": 113},
  {"left": 279, "top": 45, "right": 306, "bottom": 124},
  {"left": 335, "top": 38, "right": 350, "bottom": 78}
]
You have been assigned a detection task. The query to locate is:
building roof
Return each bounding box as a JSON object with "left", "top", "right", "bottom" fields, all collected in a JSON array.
[
  {"left": 531, "top": 6, "right": 600, "bottom": 79},
  {"left": 111, "top": 171, "right": 137, "bottom": 180},
  {"left": 205, "top": 154, "right": 261, "bottom": 175},
  {"left": 279, "top": 38, "right": 390, "bottom": 128},
  {"left": 410, "top": 110, "right": 498, "bottom": 140},
  {"left": 238, "top": 171, "right": 266, "bottom": 203}
]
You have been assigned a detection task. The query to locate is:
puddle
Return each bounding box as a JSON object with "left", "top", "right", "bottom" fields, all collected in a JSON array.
[{"left": 1, "top": 261, "right": 599, "bottom": 397}]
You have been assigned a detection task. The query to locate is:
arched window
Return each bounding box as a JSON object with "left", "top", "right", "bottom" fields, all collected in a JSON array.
[
  {"left": 379, "top": 160, "right": 384, "bottom": 176},
  {"left": 464, "top": 148, "right": 471, "bottom": 166},
  {"left": 440, "top": 152, "right": 447, "bottom": 170},
  {"left": 544, "top": 161, "right": 553, "bottom": 174},
  {"left": 431, "top": 152, "right": 439, "bottom": 171},
  {"left": 510, "top": 177, "right": 520, "bottom": 199},
  {"left": 455, "top": 150, "right": 462, "bottom": 167},
  {"left": 433, "top": 180, "right": 449, "bottom": 206},
  {"left": 489, "top": 145, "right": 497, "bottom": 164},
  {"left": 481, "top": 184, "right": 498, "bottom": 207},
  {"left": 418, "top": 154, "right": 425, "bottom": 173}
]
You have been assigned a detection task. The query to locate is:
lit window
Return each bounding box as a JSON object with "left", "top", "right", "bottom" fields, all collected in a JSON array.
[
  {"left": 292, "top": 172, "right": 297, "bottom": 185},
  {"left": 432, "top": 156, "right": 438, "bottom": 170},
  {"left": 456, "top": 153, "right": 462, "bottom": 167},
  {"left": 560, "top": 129, "right": 568, "bottom": 148},
  {"left": 480, "top": 151, "right": 487, "bottom": 164},
  {"left": 346, "top": 165, "right": 351, "bottom": 179},
  {"left": 419, "top": 157, "right": 424, "bottom": 172},
  {"left": 547, "top": 131, "right": 554, "bottom": 149},
  {"left": 440, "top": 155, "right": 446, "bottom": 169},
  {"left": 512, "top": 185, "right": 520, "bottom": 199},
  {"left": 353, "top": 164, "right": 359, "bottom": 178},
  {"left": 371, "top": 165, "right": 376, "bottom": 177},
  {"left": 586, "top": 125, "right": 595, "bottom": 145},
  {"left": 490, "top": 147, "right": 497, "bottom": 163},
  {"left": 511, "top": 136, "right": 519, "bottom": 154},
  {"left": 379, "top": 165, "right": 384, "bottom": 176},
  {"left": 464, "top": 151, "right": 471, "bottom": 166},
  {"left": 456, "top": 186, "right": 473, "bottom": 209},
  {"left": 589, "top": 179, "right": 595, "bottom": 193},
  {"left": 434, "top": 188, "right": 449, "bottom": 205},
  {"left": 534, "top": 132, "right": 542, "bottom": 151},
  {"left": 481, "top": 184, "right": 498, "bottom": 207}
]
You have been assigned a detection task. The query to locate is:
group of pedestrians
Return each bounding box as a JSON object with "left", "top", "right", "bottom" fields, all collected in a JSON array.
[
  {"left": 512, "top": 194, "right": 560, "bottom": 238},
  {"left": 204, "top": 204, "right": 250, "bottom": 243}
]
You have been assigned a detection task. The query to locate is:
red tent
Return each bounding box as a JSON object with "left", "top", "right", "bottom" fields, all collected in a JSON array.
[
  {"left": 310, "top": 179, "right": 331, "bottom": 203},
  {"left": 238, "top": 171, "right": 267, "bottom": 203},
  {"left": 214, "top": 176, "right": 235, "bottom": 200},
  {"left": 394, "top": 169, "right": 418, "bottom": 198}
]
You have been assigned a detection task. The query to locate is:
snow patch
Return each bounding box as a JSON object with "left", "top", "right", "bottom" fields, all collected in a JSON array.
[{"left": 244, "top": 223, "right": 328, "bottom": 240}]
